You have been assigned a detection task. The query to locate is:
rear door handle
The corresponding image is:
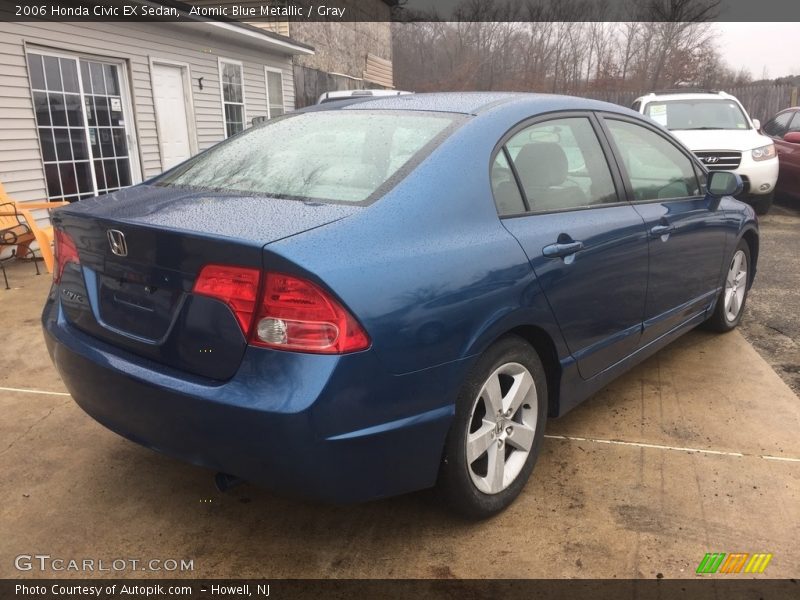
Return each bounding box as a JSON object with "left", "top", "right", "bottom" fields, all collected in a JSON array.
[
  {"left": 543, "top": 240, "right": 584, "bottom": 259},
  {"left": 650, "top": 224, "right": 675, "bottom": 237}
]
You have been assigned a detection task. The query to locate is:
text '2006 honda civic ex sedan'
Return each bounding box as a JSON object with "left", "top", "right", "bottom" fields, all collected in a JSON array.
[{"left": 43, "top": 92, "right": 758, "bottom": 518}]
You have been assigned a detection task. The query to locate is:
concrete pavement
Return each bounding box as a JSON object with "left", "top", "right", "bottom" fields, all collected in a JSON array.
[{"left": 1, "top": 261, "right": 798, "bottom": 579}]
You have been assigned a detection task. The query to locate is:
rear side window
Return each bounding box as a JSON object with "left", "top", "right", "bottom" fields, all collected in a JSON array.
[
  {"left": 503, "top": 117, "right": 618, "bottom": 212},
  {"left": 157, "top": 111, "right": 457, "bottom": 203},
  {"left": 605, "top": 119, "right": 700, "bottom": 201},
  {"left": 491, "top": 151, "right": 525, "bottom": 215}
]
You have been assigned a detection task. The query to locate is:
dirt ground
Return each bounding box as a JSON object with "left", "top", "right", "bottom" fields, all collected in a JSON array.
[
  {"left": 739, "top": 198, "right": 800, "bottom": 394},
  {"left": 0, "top": 229, "right": 799, "bottom": 580}
]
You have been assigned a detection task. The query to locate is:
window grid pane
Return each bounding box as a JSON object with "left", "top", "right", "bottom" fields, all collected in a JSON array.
[{"left": 28, "top": 52, "right": 134, "bottom": 201}]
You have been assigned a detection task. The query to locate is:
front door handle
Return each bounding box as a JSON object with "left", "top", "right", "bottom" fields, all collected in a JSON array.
[
  {"left": 650, "top": 224, "right": 675, "bottom": 237},
  {"left": 543, "top": 240, "right": 584, "bottom": 259}
]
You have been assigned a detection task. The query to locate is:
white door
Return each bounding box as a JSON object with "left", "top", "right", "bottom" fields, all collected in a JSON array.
[{"left": 152, "top": 63, "right": 192, "bottom": 170}]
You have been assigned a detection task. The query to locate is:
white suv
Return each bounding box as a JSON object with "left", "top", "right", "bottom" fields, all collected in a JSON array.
[
  {"left": 317, "top": 89, "right": 412, "bottom": 104},
  {"left": 632, "top": 91, "right": 779, "bottom": 214}
]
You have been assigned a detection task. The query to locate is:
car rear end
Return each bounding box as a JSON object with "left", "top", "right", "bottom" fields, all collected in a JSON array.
[{"left": 42, "top": 108, "right": 462, "bottom": 502}]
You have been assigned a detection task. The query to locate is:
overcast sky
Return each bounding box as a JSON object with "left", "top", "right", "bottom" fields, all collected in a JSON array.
[
  {"left": 715, "top": 23, "right": 799, "bottom": 78},
  {"left": 396, "top": 9, "right": 798, "bottom": 79}
]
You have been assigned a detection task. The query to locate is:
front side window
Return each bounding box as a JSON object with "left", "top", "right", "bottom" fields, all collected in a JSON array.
[
  {"left": 504, "top": 117, "right": 618, "bottom": 212},
  {"left": 157, "top": 111, "right": 457, "bottom": 203},
  {"left": 220, "top": 60, "right": 244, "bottom": 137},
  {"left": 605, "top": 119, "right": 700, "bottom": 201},
  {"left": 644, "top": 99, "right": 750, "bottom": 131},
  {"left": 763, "top": 111, "right": 796, "bottom": 138},
  {"left": 265, "top": 68, "right": 285, "bottom": 118}
]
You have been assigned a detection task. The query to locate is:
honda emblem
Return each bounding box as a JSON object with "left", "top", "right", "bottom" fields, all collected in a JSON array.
[{"left": 107, "top": 229, "right": 128, "bottom": 257}]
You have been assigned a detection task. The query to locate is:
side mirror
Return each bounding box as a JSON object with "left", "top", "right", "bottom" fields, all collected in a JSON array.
[
  {"left": 251, "top": 116, "right": 267, "bottom": 126},
  {"left": 752, "top": 118, "right": 761, "bottom": 131},
  {"left": 784, "top": 131, "right": 800, "bottom": 144},
  {"left": 707, "top": 171, "right": 743, "bottom": 199}
]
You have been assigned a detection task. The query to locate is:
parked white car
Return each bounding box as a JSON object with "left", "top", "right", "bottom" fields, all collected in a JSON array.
[
  {"left": 632, "top": 91, "right": 779, "bottom": 214},
  {"left": 317, "top": 89, "right": 412, "bottom": 104}
]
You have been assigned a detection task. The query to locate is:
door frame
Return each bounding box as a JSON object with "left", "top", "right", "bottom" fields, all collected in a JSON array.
[
  {"left": 24, "top": 44, "right": 144, "bottom": 195},
  {"left": 148, "top": 57, "right": 199, "bottom": 170},
  {"left": 264, "top": 65, "right": 286, "bottom": 119},
  {"left": 594, "top": 111, "right": 726, "bottom": 344},
  {"left": 491, "top": 111, "right": 650, "bottom": 379}
]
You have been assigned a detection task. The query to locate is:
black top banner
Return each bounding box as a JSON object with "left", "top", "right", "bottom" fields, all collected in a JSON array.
[{"left": 2, "top": 0, "right": 800, "bottom": 22}]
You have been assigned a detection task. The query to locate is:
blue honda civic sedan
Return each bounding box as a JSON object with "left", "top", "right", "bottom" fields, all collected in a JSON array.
[{"left": 43, "top": 92, "right": 758, "bottom": 518}]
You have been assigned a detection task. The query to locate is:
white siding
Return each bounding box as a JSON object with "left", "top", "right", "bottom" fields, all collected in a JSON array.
[{"left": 0, "top": 21, "right": 297, "bottom": 202}]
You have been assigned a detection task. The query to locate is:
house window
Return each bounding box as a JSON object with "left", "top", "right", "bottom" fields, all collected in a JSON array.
[
  {"left": 219, "top": 59, "right": 245, "bottom": 137},
  {"left": 27, "top": 52, "right": 134, "bottom": 201},
  {"left": 265, "top": 67, "right": 285, "bottom": 118}
]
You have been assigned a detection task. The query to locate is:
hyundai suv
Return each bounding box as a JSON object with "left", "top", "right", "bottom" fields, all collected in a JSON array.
[{"left": 632, "top": 91, "right": 778, "bottom": 214}]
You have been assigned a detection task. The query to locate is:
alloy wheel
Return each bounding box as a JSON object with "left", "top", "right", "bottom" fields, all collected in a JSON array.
[
  {"left": 724, "top": 249, "right": 748, "bottom": 322},
  {"left": 465, "top": 362, "right": 538, "bottom": 494}
]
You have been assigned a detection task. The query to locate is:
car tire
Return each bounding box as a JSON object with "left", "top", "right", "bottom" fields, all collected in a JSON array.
[
  {"left": 750, "top": 192, "right": 773, "bottom": 215},
  {"left": 706, "top": 239, "right": 751, "bottom": 333},
  {"left": 438, "top": 335, "right": 548, "bottom": 519}
]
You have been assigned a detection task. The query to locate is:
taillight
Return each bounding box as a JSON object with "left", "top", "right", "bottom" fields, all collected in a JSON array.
[
  {"left": 54, "top": 229, "right": 80, "bottom": 283},
  {"left": 193, "top": 265, "right": 370, "bottom": 354},
  {"left": 192, "top": 264, "right": 261, "bottom": 334},
  {"left": 252, "top": 273, "right": 370, "bottom": 354}
]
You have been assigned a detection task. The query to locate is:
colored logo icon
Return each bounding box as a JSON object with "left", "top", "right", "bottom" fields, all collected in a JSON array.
[{"left": 696, "top": 552, "right": 773, "bottom": 574}]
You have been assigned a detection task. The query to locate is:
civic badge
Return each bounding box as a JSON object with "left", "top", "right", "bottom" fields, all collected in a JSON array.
[{"left": 107, "top": 229, "right": 128, "bottom": 257}]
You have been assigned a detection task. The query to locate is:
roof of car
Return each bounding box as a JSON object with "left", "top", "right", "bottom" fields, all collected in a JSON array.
[
  {"left": 337, "top": 91, "right": 523, "bottom": 114},
  {"left": 317, "top": 91, "right": 629, "bottom": 116},
  {"left": 635, "top": 91, "right": 738, "bottom": 103}
]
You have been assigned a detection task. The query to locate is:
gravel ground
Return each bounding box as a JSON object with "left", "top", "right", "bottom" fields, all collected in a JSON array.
[{"left": 739, "top": 197, "right": 800, "bottom": 394}]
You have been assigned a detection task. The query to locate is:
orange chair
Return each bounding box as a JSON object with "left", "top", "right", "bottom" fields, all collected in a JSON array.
[
  {"left": 1, "top": 201, "right": 41, "bottom": 288},
  {"left": 0, "top": 182, "right": 69, "bottom": 285}
]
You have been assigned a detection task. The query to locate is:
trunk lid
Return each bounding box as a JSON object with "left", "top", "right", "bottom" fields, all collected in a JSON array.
[{"left": 53, "top": 185, "right": 359, "bottom": 380}]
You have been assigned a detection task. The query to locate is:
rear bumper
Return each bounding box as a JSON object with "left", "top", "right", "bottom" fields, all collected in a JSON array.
[{"left": 43, "top": 294, "right": 460, "bottom": 503}]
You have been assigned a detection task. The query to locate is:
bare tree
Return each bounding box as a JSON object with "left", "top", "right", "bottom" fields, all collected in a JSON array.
[{"left": 393, "top": 0, "right": 728, "bottom": 96}]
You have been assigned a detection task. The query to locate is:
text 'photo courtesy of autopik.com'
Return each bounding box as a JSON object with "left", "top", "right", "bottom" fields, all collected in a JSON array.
[{"left": 1, "top": 0, "right": 799, "bottom": 599}]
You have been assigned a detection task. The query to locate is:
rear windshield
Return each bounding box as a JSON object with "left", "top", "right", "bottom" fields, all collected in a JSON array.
[
  {"left": 156, "top": 110, "right": 458, "bottom": 203},
  {"left": 644, "top": 99, "right": 750, "bottom": 131}
]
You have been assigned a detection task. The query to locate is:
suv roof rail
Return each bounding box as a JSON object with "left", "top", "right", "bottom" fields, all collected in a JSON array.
[{"left": 647, "top": 88, "right": 724, "bottom": 95}]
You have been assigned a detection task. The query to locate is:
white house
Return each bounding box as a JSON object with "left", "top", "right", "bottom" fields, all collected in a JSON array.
[{"left": 0, "top": 12, "right": 313, "bottom": 204}]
